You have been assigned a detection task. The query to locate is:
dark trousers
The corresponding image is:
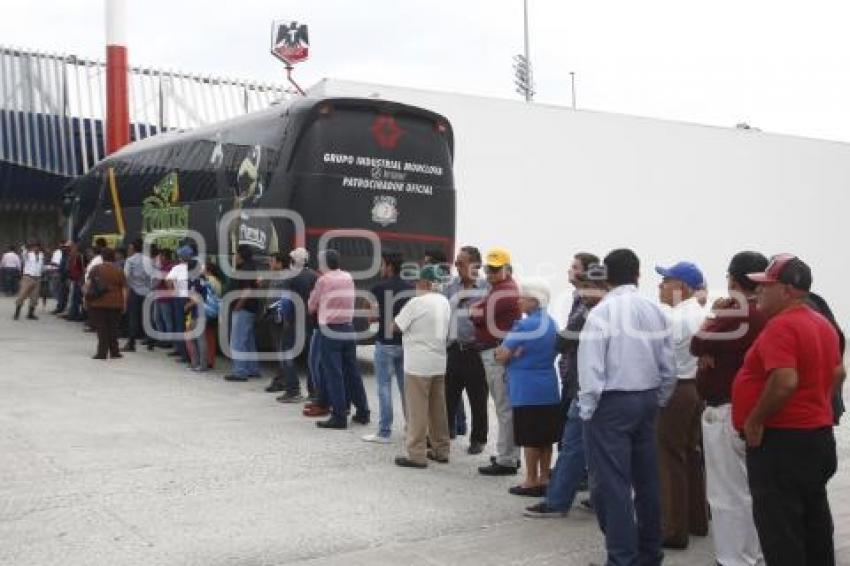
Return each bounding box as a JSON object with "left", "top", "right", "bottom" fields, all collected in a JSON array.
[
  {"left": 272, "top": 325, "right": 301, "bottom": 396},
  {"left": 2, "top": 268, "right": 20, "bottom": 295},
  {"left": 445, "top": 344, "right": 488, "bottom": 444},
  {"left": 319, "top": 324, "right": 369, "bottom": 420},
  {"left": 67, "top": 281, "right": 83, "bottom": 320},
  {"left": 90, "top": 307, "right": 121, "bottom": 358},
  {"left": 657, "top": 380, "right": 708, "bottom": 544},
  {"left": 171, "top": 298, "right": 188, "bottom": 361},
  {"left": 584, "top": 390, "right": 663, "bottom": 566},
  {"left": 747, "top": 427, "right": 837, "bottom": 566},
  {"left": 126, "top": 290, "right": 146, "bottom": 346}
]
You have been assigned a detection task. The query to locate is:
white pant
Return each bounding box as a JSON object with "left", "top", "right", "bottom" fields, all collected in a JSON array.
[
  {"left": 702, "top": 404, "right": 764, "bottom": 566},
  {"left": 481, "top": 349, "right": 519, "bottom": 466}
]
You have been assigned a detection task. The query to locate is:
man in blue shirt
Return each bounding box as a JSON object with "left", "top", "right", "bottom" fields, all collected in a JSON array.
[
  {"left": 578, "top": 248, "right": 676, "bottom": 566},
  {"left": 363, "top": 252, "right": 414, "bottom": 443}
]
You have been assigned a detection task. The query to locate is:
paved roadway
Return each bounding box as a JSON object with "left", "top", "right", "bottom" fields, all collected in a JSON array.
[{"left": 0, "top": 296, "right": 847, "bottom": 566}]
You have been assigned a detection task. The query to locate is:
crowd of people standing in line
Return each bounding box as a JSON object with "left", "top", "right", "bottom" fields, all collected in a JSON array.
[{"left": 6, "top": 235, "right": 846, "bottom": 566}]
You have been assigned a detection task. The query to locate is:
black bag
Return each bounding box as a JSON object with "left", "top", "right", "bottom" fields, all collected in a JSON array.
[{"left": 86, "top": 268, "right": 108, "bottom": 301}]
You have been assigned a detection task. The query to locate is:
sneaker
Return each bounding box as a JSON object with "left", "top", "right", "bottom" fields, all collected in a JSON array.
[
  {"left": 362, "top": 434, "right": 392, "bottom": 444},
  {"left": 523, "top": 502, "right": 568, "bottom": 519},
  {"left": 276, "top": 392, "right": 304, "bottom": 404}
]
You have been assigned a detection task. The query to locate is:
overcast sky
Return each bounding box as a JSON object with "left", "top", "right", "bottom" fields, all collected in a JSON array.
[{"left": 4, "top": 0, "right": 850, "bottom": 142}]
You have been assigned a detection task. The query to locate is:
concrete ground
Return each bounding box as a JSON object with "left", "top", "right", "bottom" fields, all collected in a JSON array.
[{"left": 0, "top": 295, "right": 847, "bottom": 566}]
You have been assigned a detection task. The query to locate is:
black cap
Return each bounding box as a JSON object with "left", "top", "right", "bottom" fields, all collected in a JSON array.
[{"left": 727, "top": 251, "right": 769, "bottom": 290}]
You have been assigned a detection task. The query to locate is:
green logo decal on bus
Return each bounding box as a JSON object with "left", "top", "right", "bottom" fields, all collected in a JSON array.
[{"left": 142, "top": 172, "right": 189, "bottom": 249}]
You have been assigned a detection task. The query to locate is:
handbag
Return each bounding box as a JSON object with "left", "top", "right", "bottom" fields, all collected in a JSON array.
[
  {"left": 85, "top": 268, "right": 108, "bottom": 301},
  {"left": 203, "top": 283, "right": 220, "bottom": 320}
]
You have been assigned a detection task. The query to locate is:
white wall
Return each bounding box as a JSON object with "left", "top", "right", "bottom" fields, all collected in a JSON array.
[{"left": 311, "top": 79, "right": 850, "bottom": 329}]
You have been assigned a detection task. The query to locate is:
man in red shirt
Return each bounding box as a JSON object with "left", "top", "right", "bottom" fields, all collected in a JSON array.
[
  {"left": 471, "top": 247, "right": 521, "bottom": 475},
  {"left": 731, "top": 254, "right": 842, "bottom": 566}
]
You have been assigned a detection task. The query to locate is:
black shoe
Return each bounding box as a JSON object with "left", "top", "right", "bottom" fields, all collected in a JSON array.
[
  {"left": 467, "top": 442, "right": 485, "bottom": 455},
  {"left": 13, "top": 304, "right": 21, "bottom": 320},
  {"left": 224, "top": 374, "right": 249, "bottom": 382},
  {"left": 478, "top": 462, "right": 518, "bottom": 476},
  {"left": 91, "top": 354, "right": 107, "bottom": 360},
  {"left": 316, "top": 417, "right": 347, "bottom": 429},
  {"left": 427, "top": 451, "right": 449, "bottom": 464},
  {"left": 662, "top": 538, "right": 689, "bottom": 550},
  {"left": 110, "top": 353, "right": 123, "bottom": 359},
  {"left": 490, "top": 455, "right": 521, "bottom": 469},
  {"left": 523, "top": 502, "right": 569, "bottom": 518},
  {"left": 352, "top": 412, "right": 371, "bottom": 425},
  {"left": 509, "top": 484, "right": 546, "bottom": 497},
  {"left": 121, "top": 344, "right": 136, "bottom": 352},
  {"left": 394, "top": 456, "right": 427, "bottom": 469},
  {"left": 26, "top": 308, "right": 38, "bottom": 320},
  {"left": 276, "top": 392, "right": 305, "bottom": 404},
  {"left": 265, "top": 381, "right": 287, "bottom": 393}
]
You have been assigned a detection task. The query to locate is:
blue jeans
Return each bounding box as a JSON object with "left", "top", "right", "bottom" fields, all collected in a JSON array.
[
  {"left": 545, "top": 399, "right": 586, "bottom": 511},
  {"left": 319, "top": 323, "right": 369, "bottom": 420},
  {"left": 230, "top": 309, "right": 259, "bottom": 377},
  {"left": 584, "top": 390, "right": 663, "bottom": 566},
  {"left": 155, "top": 301, "right": 174, "bottom": 340},
  {"left": 374, "top": 342, "right": 405, "bottom": 438},
  {"left": 308, "top": 329, "right": 327, "bottom": 404}
]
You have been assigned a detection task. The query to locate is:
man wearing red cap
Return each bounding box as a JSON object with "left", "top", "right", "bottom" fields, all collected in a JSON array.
[{"left": 732, "top": 254, "right": 842, "bottom": 566}]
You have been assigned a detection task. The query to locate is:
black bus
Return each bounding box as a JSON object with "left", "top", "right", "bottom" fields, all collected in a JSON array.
[{"left": 67, "top": 96, "right": 455, "bottom": 280}]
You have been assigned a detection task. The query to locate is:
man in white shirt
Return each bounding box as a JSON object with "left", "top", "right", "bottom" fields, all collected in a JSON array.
[
  {"left": 1, "top": 245, "right": 22, "bottom": 296},
  {"left": 14, "top": 242, "right": 44, "bottom": 321},
  {"left": 85, "top": 238, "right": 108, "bottom": 284},
  {"left": 165, "top": 245, "right": 193, "bottom": 363},
  {"left": 393, "top": 264, "right": 452, "bottom": 469},
  {"left": 655, "top": 261, "right": 710, "bottom": 549}
]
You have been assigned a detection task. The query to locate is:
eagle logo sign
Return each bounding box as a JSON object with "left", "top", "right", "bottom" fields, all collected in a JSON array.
[{"left": 271, "top": 21, "right": 309, "bottom": 65}]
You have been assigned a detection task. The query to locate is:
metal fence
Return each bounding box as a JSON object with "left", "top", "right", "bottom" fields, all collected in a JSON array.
[{"left": 0, "top": 45, "right": 295, "bottom": 177}]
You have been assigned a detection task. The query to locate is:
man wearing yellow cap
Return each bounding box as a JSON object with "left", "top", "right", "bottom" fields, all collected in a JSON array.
[{"left": 471, "top": 247, "right": 522, "bottom": 475}]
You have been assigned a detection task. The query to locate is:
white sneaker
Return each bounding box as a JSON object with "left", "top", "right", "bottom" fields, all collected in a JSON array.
[{"left": 362, "top": 433, "right": 392, "bottom": 444}]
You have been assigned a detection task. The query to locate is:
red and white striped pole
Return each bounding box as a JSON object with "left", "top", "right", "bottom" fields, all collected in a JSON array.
[{"left": 105, "top": 0, "right": 130, "bottom": 154}]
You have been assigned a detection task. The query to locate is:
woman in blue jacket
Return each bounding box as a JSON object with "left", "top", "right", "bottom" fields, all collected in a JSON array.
[{"left": 496, "top": 278, "right": 561, "bottom": 497}]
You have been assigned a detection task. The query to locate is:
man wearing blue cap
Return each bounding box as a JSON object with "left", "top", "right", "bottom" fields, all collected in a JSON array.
[{"left": 656, "top": 261, "right": 710, "bottom": 549}]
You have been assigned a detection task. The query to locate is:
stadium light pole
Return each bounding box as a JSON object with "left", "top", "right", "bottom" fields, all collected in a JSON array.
[{"left": 522, "top": 0, "right": 532, "bottom": 102}]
